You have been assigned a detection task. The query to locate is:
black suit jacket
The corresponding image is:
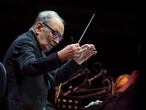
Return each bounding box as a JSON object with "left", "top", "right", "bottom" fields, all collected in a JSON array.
[{"left": 3, "top": 30, "right": 81, "bottom": 110}]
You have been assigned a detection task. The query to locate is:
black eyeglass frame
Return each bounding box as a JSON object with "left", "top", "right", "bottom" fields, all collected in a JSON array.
[{"left": 42, "top": 22, "right": 63, "bottom": 41}]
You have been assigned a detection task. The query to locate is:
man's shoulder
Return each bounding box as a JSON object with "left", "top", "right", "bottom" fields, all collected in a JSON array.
[{"left": 14, "top": 31, "right": 36, "bottom": 45}]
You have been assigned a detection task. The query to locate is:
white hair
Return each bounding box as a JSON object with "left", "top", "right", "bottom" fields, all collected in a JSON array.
[{"left": 31, "top": 10, "right": 64, "bottom": 28}]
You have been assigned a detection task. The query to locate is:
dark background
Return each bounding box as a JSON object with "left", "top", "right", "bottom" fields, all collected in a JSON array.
[{"left": 0, "top": 0, "right": 140, "bottom": 77}]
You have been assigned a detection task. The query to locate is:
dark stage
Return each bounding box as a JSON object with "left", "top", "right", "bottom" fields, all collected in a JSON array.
[
  {"left": 1, "top": 1, "right": 145, "bottom": 110},
  {"left": 0, "top": 1, "right": 139, "bottom": 77}
]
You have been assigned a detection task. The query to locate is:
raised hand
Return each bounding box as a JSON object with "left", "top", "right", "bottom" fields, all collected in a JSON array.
[
  {"left": 57, "top": 43, "right": 81, "bottom": 62},
  {"left": 73, "top": 44, "right": 97, "bottom": 65}
]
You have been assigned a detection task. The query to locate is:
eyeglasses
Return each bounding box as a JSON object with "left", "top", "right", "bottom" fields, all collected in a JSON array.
[{"left": 42, "top": 22, "right": 63, "bottom": 41}]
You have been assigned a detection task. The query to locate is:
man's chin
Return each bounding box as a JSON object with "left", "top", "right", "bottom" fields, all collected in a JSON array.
[{"left": 44, "top": 44, "right": 54, "bottom": 52}]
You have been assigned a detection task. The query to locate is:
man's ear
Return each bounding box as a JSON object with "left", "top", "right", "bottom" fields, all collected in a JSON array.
[{"left": 35, "top": 21, "right": 43, "bottom": 34}]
